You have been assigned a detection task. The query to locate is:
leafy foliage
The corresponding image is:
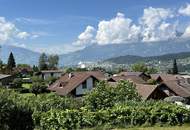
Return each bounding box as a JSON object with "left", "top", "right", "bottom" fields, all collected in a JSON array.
[
  {"left": 38, "top": 101, "right": 190, "bottom": 129},
  {"left": 84, "top": 80, "right": 141, "bottom": 111},
  {"left": 11, "top": 78, "right": 23, "bottom": 88}
]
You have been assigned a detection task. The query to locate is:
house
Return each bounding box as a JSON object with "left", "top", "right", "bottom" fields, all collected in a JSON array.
[
  {"left": 135, "top": 84, "right": 168, "bottom": 100},
  {"left": 48, "top": 71, "right": 106, "bottom": 96},
  {"left": 0, "top": 74, "right": 14, "bottom": 87},
  {"left": 112, "top": 75, "right": 147, "bottom": 84},
  {"left": 108, "top": 81, "right": 168, "bottom": 100},
  {"left": 150, "top": 74, "right": 177, "bottom": 83},
  {"left": 159, "top": 79, "right": 190, "bottom": 99},
  {"left": 118, "top": 72, "right": 151, "bottom": 81},
  {"left": 14, "top": 66, "right": 33, "bottom": 76},
  {"left": 38, "top": 70, "right": 64, "bottom": 80}
]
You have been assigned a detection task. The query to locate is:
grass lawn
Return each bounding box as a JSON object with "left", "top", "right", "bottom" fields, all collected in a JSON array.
[
  {"left": 85, "top": 124, "right": 190, "bottom": 130},
  {"left": 126, "top": 125, "right": 190, "bottom": 130},
  {"left": 22, "top": 83, "right": 32, "bottom": 89}
]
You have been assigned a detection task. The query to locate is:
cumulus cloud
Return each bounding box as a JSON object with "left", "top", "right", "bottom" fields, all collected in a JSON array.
[
  {"left": 96, "top": 13, "right": 141, "bottom": 45},
  {"left": 0, "top": 17, "right": 17, "bottom": 44},
  {"left": 179, "top": 3, "right": 190, "bottom": 16},
  {"left": 182, "top": 25, "right": 190, "bottom": 38},
  {"left": 140, "top": 7, "right": 175, "bottom": 42},
  {"left": 0, "top": 16, "right": 32, "bottom": 45},
  {"left": 73, "top": 26, "right": 96, "bottom": 46}
]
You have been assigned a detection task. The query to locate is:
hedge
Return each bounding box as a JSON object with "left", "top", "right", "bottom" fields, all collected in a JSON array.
[{"left": 36, "top": 101, "right": 190, "bottom": 129}]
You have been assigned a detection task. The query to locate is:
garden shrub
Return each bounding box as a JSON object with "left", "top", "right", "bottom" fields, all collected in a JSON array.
[
  {"left": 36, "top": 101, "right": 190, "bottom": 129},
  {"left": 84, "top": 80, "right": 141, "bottom": 111}
]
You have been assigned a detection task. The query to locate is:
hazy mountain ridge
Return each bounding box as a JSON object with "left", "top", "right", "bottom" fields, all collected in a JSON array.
[
  {"left": 1, "top": 45, "right": 40, "bottom": 65},
  {"left": 1, "top": 39, "right": 190, "bottom": 66},
  {"left": 104, "top": 52, "right": 190, "bottom": 64},
  {"left": 60, "top": 40, "right": 190, "bottom": 65}
]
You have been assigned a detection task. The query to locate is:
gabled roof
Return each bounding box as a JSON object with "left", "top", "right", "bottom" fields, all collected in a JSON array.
[
  {"left": 108, "top": 81, "right": 157, "bottom": 100},
  {"left": 112, "top": 75, "right": 146, "bottom": 84},
  {"left": 0, "top": 74, "right": 12, "bottom": 80},
  {"left": 48, "top": 71, "right": 105, "bottom": 96},
  {"left": 119, "top": 72, "right": 144, "bottom": 76},
  {"left": 135, "top": 84, "right": 158, "bottom": 100},
  {"left": 151, "top": 74, "right": 177, "bottom": 81},
  {"left": 160, "top": 80, "right": 190, "bottom": 98}
]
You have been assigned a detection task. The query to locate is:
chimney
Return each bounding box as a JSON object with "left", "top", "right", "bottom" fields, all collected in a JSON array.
[{"left": 68, "top": 73, "right": 74, "bottom": 79}]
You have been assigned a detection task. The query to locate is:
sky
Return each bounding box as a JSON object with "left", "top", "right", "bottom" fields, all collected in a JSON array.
[{"left": 0, "top": 0, "right": 190, "bottom": 54}]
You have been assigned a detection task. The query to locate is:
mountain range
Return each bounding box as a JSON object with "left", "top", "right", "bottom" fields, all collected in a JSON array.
[
  {"left": 1, "top": 39, "right": 190, "bottom": 66},
  {"left": 104, "top": 52, "right": 190, "bottom": 64}
]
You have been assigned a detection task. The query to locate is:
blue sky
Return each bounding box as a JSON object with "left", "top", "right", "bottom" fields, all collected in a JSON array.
[{"left": 0, "top": 0, "right": 190, "bottom": 54}]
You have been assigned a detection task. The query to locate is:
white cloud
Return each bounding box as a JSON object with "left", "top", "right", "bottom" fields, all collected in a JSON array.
[
  {"left": 182, "top": 25, "right": 190, "bottom": 38},
  {"left": 179, "top": 3, "right": 190, "bottom": 16},
  {"left": 73, "top": 26, "right": 96, "bottom": 46},
  {"left": 0, "top": 17, "right": 17, "bottom": 44},
  {"left": 0, "top": 16, "right": 32, "bottom": 45},
  {"left": 140, "top": 7, "right": 175, "bottom": 42},
  {"left": 96, "top": 13, "right": 141, "bottom": 45},
  {"left": 17, "top": 32, "right": 30, "bottom": 39}
]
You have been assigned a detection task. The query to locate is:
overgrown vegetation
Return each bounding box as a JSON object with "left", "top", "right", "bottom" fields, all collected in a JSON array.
[{"left": 0, "top": 80, "right": 190, "bottom": 130}]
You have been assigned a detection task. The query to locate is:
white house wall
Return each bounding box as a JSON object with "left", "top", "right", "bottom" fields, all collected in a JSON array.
[
  {"left": 75, "top": 77, "right": 94, "bottom": 95},
  {"left": 42, "top": 72, "right": 62, "bottom": 80}
]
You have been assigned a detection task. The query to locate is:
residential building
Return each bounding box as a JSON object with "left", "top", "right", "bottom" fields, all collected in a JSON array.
[
  {"left": 48, "top": 71, "right": 106, "bottom": 96},
  {"left": 38, "top": 70, "right": 64, "bottom": 80},
  {"left": 0, "top": 74, "right": 14, "bottom": 87}
]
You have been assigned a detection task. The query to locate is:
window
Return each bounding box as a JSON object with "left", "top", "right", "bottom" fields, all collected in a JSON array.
[{"left": 82, "top": 81, "right": 87, "bottom": 89}]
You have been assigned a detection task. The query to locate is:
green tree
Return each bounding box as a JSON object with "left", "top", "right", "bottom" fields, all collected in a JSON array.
[
  {"left": 131, "top": 63, "right": 148, "bottom": 72},
  {"left": 7, "top": 52, "right": 16, "bottom": 71},
  {"left": 12, "top": 78, "right": 23, "bottom": 88},
  {"left": 30, "top": 82, "right": 47, "bottom": 96},
  {"left": 84, "top": 80, "right": 141, "bottom": 111},
  {"left": 38, "top": 53, "right": 48, "bottom": 70},
  {"left": 32, "top": 65, "right": 39, "bottom": 72},
  {"left": 84, "top": 81, "right": 114, "bottom": 111},
  {"left": 172, "top": 59, "right": 178, "bottom": 74},
  {"left": 147, "top": 67, "right": 158, "bottom": 74},
  {"left": 48, "top": 55, "right": 59, "bottom": 70}
]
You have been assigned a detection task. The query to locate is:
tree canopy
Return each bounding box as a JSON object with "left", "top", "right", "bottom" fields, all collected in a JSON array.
[{"left": 7, "top": 52, "right": 16, "bottom": 72}]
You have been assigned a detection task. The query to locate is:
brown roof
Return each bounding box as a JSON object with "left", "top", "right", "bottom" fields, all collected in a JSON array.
[
  {"left": 151, "top": 74, "right": 177, "bottom": 81},
  {"left": 108, "top": 81, "right": 157, "bottom": 100},
  {"left": 118, "top": 72, "right": 144, "bottom": 76},
  {"left": 160, "top": 80, "right": 190, "bottom": 98},
  {"left": 135, "top": 84, "right": 158, "bottom": 99},
  {"left": 48, "top": 71, "right": 105, "bottom": 96},
  {"left": 112, "top": 75, "right": 146, "bottom": 84}
]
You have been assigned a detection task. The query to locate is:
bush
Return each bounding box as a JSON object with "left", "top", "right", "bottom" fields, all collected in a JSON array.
[
  {"left": 11, "top": 78, "right": 23, "bottom": 88},
  {"left": 37, "top": 101, "right": 190, "bottom": 129},
  {"left": 0, "top": 89, "right": 34, "bottom": 130},
  {"left": 30, "top": 82, "right": 48, "bottom": 96},
  {"left": 84, "top": 80, "right": 141, "bottom": 111}
]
